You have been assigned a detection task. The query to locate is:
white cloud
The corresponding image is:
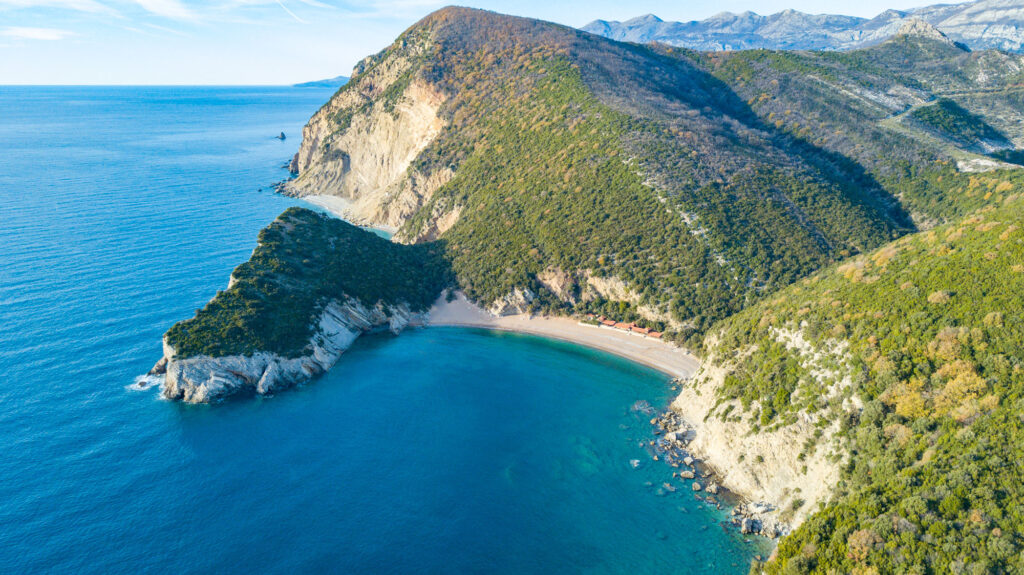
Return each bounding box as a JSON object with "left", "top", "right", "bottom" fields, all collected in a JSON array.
[
  {"left": 0, "top": 0, "right": 114, "bottom": 14},
  {"left": 274, "top": 0, "right": 306, "bottom": 22},
  {"left": 132, "top": 0, "right": 197, "bottom": 20},
  {"left": 1, "top": 25, "right": 75, "bottom": 39},
  {"left": 332, "top": 0, "right": 444, "bottom": 19}
]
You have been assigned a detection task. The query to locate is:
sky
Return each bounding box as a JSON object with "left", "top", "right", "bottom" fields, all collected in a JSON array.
[{"left": 0, "top": 0, "right": 950, "bottom": 84}]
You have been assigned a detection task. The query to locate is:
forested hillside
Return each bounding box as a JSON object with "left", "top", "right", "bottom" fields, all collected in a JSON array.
[
  {"left": 287, "top": 8, "right": 925, "bottom": 340},
  {"left": 165, "top": 208, "right": 450, "bottom": 359},
  {"left": 693, "top": 192, "right": 1024, "bottom": 573},
  {"left": 287, "top": 10, "right": 1024, "bottom": 344},
  {"left": 686, "top": 25, "right": 1024, "bottom": 225}
]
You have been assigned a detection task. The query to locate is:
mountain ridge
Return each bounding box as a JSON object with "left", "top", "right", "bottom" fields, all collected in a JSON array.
[
  {"left": 293, "top": 75, "right": 349, "bottom": 88},
  {"left": 583, "top": 0, "right": 1024, "bottom": 53}
]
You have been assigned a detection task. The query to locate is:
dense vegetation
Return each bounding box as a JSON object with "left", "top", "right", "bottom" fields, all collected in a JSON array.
[
  {"left": 910, "top": 98, "right": 1009, "bottom": 150},
  {"left": 341, "top": 9, "right": 907, "bottom": 340},
  {"left": 698, "top": 195, "right": 1024, "bottom": 573},
  {"left": 688, "top": 36, "right": 1024, "bottom": 224},
  {"left": 165, "top": 208, "right": 450, "bottom": 358}
]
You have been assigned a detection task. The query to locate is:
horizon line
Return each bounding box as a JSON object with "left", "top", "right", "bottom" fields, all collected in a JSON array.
[{"left": 0, "top": 83, "right": 339, "bottom": 87}]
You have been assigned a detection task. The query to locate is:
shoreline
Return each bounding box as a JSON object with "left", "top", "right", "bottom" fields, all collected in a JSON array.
[
  {"left": 299, "top": 194, "right": 398, "bottom": 235},
  {"left": 426, "top": 293, "right": 787, "bottom": 542},
  {"left": 424, "top": 293, "right": 701, "bottom": 379}
]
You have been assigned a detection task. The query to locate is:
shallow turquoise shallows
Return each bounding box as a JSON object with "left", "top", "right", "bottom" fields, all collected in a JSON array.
[{"left": 0, "top": 86, "right": 766, "bottom": 574}]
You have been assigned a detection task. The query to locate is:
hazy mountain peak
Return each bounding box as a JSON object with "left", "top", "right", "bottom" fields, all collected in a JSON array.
[
  {"left": 582, "top": 0, "right": 1024, "bottom": 53},
  {"left": 626, "top": 13, "right": 663, "bottom": 24},
  {"left": 897, "top": 17, "right": 954, "bottom": 42}
]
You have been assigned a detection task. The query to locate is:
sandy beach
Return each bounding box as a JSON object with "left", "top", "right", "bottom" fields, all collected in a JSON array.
[
  {"left": 300, "top": 195, "right": 698, "bottom": 376},
  {"left": 300, "top": 194, "right": 398, "bottom": 235},
  {"left": 426, "top": 293, "right": 701, "bottom": 379}
]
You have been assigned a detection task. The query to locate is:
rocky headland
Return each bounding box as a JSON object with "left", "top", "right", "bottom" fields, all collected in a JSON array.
[
  {"left": 150, "top": 207, "right": 449, "bottom": 403},
  {"left": 151, "top": 298, "right": 423, "bottom": 403}
]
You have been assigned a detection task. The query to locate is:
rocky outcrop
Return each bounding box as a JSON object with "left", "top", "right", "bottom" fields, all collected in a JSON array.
[
  {"left": 395, "top": 191, "right": 460, "bottom": 243},
  {"left": 583, "top": 272, "right": 638, "bottom": 304},
  {"left": 665, "top": 332, "right": 856, "bottom": 530},
  {"left": 895, "top": 18, "right": 954, "bottom": 44},
  {"left": 489, "top": 288, "right": 536, "bottom": 316},
  {"left": 957, "top": 157, "right": 1021, "bottom": 173},
  {"left": 536, "top": 267, "right": 579, "bottom": 304},
  {"left": 154, "top": 298, "right": 424, "bottom": 403},
  {"left": 281, "top": 37, "right": 451, "bottom": 232}
]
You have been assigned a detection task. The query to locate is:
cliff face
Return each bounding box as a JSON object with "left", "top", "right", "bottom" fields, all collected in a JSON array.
[
  {"left": 669, "top": 344, "right": 850, "bottom": 532},
  {"left": 157, "top": 298, "right": 423, "bottom": 403},
  {"left": 282, "top": 38, "right": 450, "bottom": 231}
]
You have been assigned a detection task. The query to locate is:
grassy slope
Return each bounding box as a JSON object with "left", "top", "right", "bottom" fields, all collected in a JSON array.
[{"left": 165, "top": 208, "right": 450, "bottom": 358}]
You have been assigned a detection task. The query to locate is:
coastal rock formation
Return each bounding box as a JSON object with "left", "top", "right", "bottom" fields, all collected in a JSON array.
[
  {"left": 282, "top": 50, "right": 449, "bottom": 231},
  {"left": 155, "top": 298, "right": 423, "bottom": 403},
  {"left": 489, "top": 287, "right": 536, "bottom": 316},
  {"left": 581, "top": 273, "right": 637, "bottom": 304},
  {"left": 395, "top": 191, "right": 459, "bottom": 243},
  {"left": 536, "top": 267, "right": 579, "bottom": 304},
  {"left": 668, "top": 340, "right": 850, "bottom": 530}
]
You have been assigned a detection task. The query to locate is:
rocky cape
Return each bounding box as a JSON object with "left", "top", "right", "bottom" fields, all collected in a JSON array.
[{"left": 150, "top": 298, "right": 423, "bottom": 403}]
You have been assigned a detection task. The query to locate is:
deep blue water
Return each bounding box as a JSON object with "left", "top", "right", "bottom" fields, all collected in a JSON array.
[{"left": 0, "top": 87, "right": 764, "bottom": 573}]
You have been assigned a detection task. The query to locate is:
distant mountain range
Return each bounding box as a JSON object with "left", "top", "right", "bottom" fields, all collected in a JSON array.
[
  {"left": 583, "top": 0, "right": 1024, "bottom": 52},
  {"left": 293, "top": 75, "right": 349, "bottom": 88}
]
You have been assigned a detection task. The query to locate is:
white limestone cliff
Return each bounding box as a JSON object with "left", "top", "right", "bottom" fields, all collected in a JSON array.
[
  {"left": 155, "top": 298, "right": 424, "bottom": 403},
  {"left": 281, "top": 42, "right": 453, "bottom": 232}
]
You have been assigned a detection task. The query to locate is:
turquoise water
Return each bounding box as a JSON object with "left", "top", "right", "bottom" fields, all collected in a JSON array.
[{"left": 0, "top": 87, "right": 764, "bottom": 573}]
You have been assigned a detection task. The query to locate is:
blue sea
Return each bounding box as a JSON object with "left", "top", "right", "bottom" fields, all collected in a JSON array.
[{"left": 0, "top": 86, "right": 765, "bottom": 573}]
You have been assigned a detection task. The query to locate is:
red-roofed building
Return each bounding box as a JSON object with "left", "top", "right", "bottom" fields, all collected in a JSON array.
[{"left": 648, "top": 331, "right": 662, "bottom": 339}]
